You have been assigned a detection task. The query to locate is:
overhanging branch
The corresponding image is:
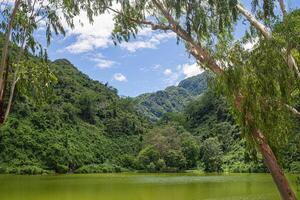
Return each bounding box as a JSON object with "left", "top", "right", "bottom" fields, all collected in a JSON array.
[
  {"left": 236, "top": 2, "right": 300, "bottom": 79},
  {"left": 286, "top": 104, "right": 300, "bottom": 118},
  {"left": 151, "top": 0, "right": 224, "bottom": 75},
  {"left": 106, "top": 6, "right": 171, "bottom": 31}
]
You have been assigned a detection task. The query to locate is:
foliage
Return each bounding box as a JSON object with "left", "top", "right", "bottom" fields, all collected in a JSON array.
[
  {"left": 215, "top": 10, "right": 300, "bottom": 152},
  {"left": 135, "top": 72, "right": 209, "bottom": 121},
  {"left": 0, "top": 58, "right": 146, "bottom": 173},
  {"left": 200, "top": 138, "right": 223, "bottom": 172},
  {"left": 290, "top": 162, "right": 300, "bottom": 174},
  {"left": 75, "top": 163, "right": 123, "bottom": 174},
  {"left": 0, "top": 56, "right": 299, "bottom": 175},
  {"left": 137, "top": 145, "right": 160, "bottom": 170}
]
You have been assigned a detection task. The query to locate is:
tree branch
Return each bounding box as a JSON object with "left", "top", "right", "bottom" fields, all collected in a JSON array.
[
  {"left": 151, "top": 0, "right": 300, "bottom": 119},
  {"left": 151, "top": 0, "right": 224, "bottom": 75},
  {"left": 286, "top": 104, "right": 300, "bottom": 118},
  {"left": 106, "top": 6, "right": 171, "bottom": 31},
  {"left": 0, "top": 0, "right": 21, "bottom": 99},
  {"left": 237, "top": 2, "right": 300, "bottom": 79},
  {"left": 236, "top": 3, "right": 272, "bottom": 39},
  {"left": 278, "top": 0, "right": 287, "bottom": 17}
]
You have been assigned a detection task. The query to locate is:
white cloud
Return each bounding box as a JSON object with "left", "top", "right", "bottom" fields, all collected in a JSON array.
[
  {"left": 164, "top": 68, "right": 172, "bottom": 76},
  {"left": 63, "top": 5, "right": 118, "bottom": 54},
  {"left": 120, "top": 40, "right": 157, "bottom": 52},
  {"left": 153, "top": 64, "right": 161, "bottom": 70},
  {"left": 120, "top": 32, "right": 176, "bottom": 52},
  {"left": 138, "top": 27, "right": 153, "bottom": 37},
  {"left": 113, "top": 73, "right": 127, "bottom": 82},
  {"left": 181, "top": 63, "right": 203, "bottom": 78},
  {"left": 161, "top": 62, "right": 203, "bottom": 86},
  {"left": 163, "top": 67, "right": 180, "bottom": 85},
  {"left": 61, "top": 4, "right": 176, "bottom": 54},
  {"left": 89, "top": 53, "right": 116, "bottom": 69}
]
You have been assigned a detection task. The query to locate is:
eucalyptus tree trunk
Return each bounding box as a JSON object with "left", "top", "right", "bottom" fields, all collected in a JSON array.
[
  {"left": 234, "top": 94, "right": 296, "bottom": 200},
  {"left": 191, "top": 6, "right": 297, "bottom": 199},
  {"left": 4, "top": 31, "right": 27, "bottom": 122},
  {"left": 0, "top": 60, "right": 10, "bottom": 124},
  {"left": 234, "top": 5, "right": 299, "bottom": 198},
  {"left": 252, "top": 129, "right": 297, "bottom": 200},
  {"left": 0, "top": 0, "right": 21, "bottom": 124}
]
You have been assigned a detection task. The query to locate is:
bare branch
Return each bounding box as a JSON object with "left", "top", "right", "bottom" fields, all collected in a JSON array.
[
  {"left": 0, "top": 0, "right": 21, "bottom": 100},
  {"left": 278, "top": 0, "right": 287, "bottom": 17},
  {"left": 106, "top": 6, "right": 171, "bottom": 31},
  {"left": 286, "top": 104, "right": 300, "bottom": 118},
  {"left": 236, "top": 3, "right": 272, "bottom": 39},
  {"left": 4, "top": 29, "right": 27, "bottom": 121}
]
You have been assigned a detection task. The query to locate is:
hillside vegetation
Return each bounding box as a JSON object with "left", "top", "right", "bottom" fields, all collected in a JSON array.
[
  {"left": 0, "top": 59, "right": 299, "bottom": 174},
  {"left": 135, "top": 71, "right": 209, "bottom": 121},
  {"left": 0, "top": 59, "right": 148, "bottom": 174}
]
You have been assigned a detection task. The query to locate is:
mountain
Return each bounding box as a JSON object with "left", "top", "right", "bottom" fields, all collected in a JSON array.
[
  {"left": 0, "top": 59, "right": 148, "bottom": 173},
  {"left": 135, "top": 71, "right": 210, "bottom": 121}
]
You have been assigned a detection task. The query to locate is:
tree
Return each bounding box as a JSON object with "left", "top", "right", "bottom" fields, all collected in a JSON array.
[
  {"left": 201, "top": 137, "right": 223, "bottom": 173},
  {"left": 0, "top": 0, "right": 109, "bottom": 124},
  {"left": 137, "top": 145, "right": 159, "bottom": 170},
  {"left": 0, "top": 0, "right": 68, "bottom": 123},
  {"left": 78, "top": 92, "right": 97, "bottom": 124},
  {"left": 181, "top": 135, "right": 199, "bottom": 168},
  {"left": 164, "top": 149, "right": 186, "bottom": 170},
  {"left": 107, "top": 0, "right": 299, "bottom": 198}
]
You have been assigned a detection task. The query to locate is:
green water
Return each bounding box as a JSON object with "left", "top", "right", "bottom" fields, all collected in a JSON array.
[{"left": 0, "top": 173, "right": 299, "bottom": 200}]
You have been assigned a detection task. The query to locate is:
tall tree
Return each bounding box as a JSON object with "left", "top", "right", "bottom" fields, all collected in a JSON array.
[
  {"left": 103, "top": 0, "right": 299, "bottom": 199},
  {"left": 0, "top": 0, "right": 97, "bottom": 123}
]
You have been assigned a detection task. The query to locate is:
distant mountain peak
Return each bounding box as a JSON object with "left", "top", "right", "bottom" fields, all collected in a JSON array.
[{"left": 135, "top": 71, "right": 210, "bottom": 121}]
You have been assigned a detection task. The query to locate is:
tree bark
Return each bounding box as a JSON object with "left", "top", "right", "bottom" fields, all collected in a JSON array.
[
  {"left": 279, "top": 0, "right": 288, "bottom": 17},
  {"left": 4, "top": 30, "right": 27, "bottom": 122},
  {"left": 0, "top": 58, "right": 10, "bottom": 124},
  {"left": 4, "top": 72, "right": 19, "bottom": 122},
  {"left": 252, "top": 128, "right": 297, "bottom": 200},
  {"left": 236, "top": 3, "right": 272, "bottom": 39},
  {"left": 0, "top": 0, "right": 21, "bottom": 99},
  {"left": 235, "top": 94, "right": 297, "bottom": 200}
]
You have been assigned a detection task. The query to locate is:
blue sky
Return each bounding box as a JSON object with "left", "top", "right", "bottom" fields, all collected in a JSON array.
[{"left": 37, "top": 0, "right": 300, "bottom": 97}]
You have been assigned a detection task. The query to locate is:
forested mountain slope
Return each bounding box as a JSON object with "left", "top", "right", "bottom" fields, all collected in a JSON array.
[
  {"left": 135, "top": 71, "right": 209, "bottom": 121},
  {"left": 0, "top": 59, "right": 148, "bottom": 173}
]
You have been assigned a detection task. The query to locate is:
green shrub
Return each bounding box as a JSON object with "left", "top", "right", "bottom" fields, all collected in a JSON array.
[
  {"left": 74, "top": 163, "right": 123, "bottom": 174},
  {"left": 0, "top": 166, "right": 6, "bottom": 174},
  {"left": 290, "top": 161, "right": 300, "bottom": 173},
  {"left": 146, "top": 162, "right": 156, "bottom": 172},
  {"left": 6, "top": 166, "right": 48, "bottom": 175},
  {"left": 119, "top": 154, "right": 136, "bottom": 169},
  {"left": 164, "top": 150, "right": 186, "bottom": 170},
  {"left": 156, "top": 159, "right": 166, "bottom": 171},
  {"left": 137, "top": 146, "right": 159, "bottom": 169},
  {"left": 55, "top": 164, "right": 69, "bottom": 174}
]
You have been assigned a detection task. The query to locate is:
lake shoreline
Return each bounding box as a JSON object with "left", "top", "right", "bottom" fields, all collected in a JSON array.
[{"left": 0, "top": 166, "right": 299, "bottom": 176}]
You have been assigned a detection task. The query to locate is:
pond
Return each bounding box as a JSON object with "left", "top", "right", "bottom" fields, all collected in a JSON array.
[{"left": 0, "top": 173, "right": 299, "bottom": 200}]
